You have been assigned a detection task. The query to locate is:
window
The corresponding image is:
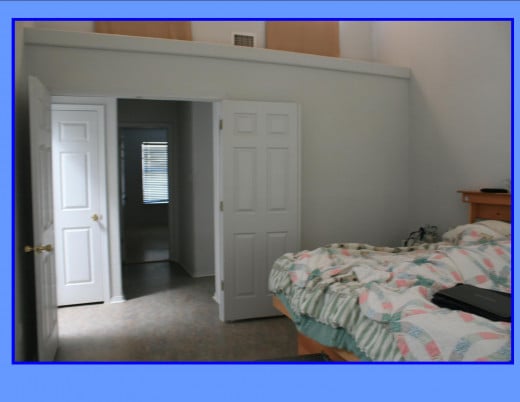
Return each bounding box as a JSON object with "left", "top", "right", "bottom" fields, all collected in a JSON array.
[{"left": 141, "top": 141, "right": 169, "bottom": 204}]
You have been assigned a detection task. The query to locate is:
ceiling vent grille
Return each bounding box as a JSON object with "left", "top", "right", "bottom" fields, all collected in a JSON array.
[{"left": 233, "top": 33, "right": 255, "bottom": 47}]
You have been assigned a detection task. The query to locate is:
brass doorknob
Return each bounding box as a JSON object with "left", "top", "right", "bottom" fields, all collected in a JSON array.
[
  {"left": 24, "top": 244, "right": 53, "bottom": 253},
  {"left": 40, "top": 244, "right": 53, "bottom": 252},
  {"left": 91, "top": 214, "right": 100, "bottom": 222}
]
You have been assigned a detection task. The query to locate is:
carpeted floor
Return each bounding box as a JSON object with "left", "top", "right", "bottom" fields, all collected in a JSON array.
[{"left": 54, "top": 261, "right": 297, "bottom": 362}]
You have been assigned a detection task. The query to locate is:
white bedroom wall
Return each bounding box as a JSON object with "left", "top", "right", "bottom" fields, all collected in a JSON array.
[
  {"left": 24, "top": 29, "right": 410, "bottom": 249},
  {"left": 373, "top": 21, "right": 511, "bottom": 234},
  {"left": 24, "top": 22, "right": 510, "bottom": 237}
]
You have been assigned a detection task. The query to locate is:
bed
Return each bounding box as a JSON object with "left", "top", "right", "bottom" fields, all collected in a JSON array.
[{"left": 269, "top": 195, "right": 511, "bottom": 362}]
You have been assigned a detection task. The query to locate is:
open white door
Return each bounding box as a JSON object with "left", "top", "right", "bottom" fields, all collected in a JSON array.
[
  {"left": 219, "top": 100, "right": 300, "bottom": 321},
  {"left": 27, "top": 76, "right": 59, "bottom": 361},
  {"left": 51, "top": 104, "right": 108, "bottom": 306}
]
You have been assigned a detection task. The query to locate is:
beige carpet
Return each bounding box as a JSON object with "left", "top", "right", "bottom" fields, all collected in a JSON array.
[{"left": 55, "top": 261, "right": 297, "bottom": 362}]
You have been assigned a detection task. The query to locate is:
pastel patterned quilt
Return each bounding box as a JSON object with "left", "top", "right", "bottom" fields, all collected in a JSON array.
[{"left": 268, "top": 220, "right": 511, "bottom": 362}]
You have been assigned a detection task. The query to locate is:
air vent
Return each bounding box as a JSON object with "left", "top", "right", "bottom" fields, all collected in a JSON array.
[{"left": 233, "top": 32, "right": 255, "bottom": 47}]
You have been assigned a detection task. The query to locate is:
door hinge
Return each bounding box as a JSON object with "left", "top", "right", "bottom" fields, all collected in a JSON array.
[
  {"left": 219, "top": 119, "right": 223, "bottom": 130},
  {"left": 221, "top": 280, "right": 224, "bottom": 291},
  {"left": 220, "top": 201, "right": 223, "bottom": 212}
]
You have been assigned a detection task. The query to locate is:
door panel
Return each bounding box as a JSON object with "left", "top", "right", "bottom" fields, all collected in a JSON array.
[
  {"left": 60, "top": 152, "right": 90, "bottom": 208},
  {"left": 234, "top": 148, "right": 257, "bottom": 211},
  {"left": 63, "top": 228, "right": 93, "bottom": 283},
  {"left": 28, "top": 76, "right": 59, "bottom": 361},
  {"left": 234, "top": 233, "right": 256, "bottom": 297},
  {"left": 220, "top": 100, "right": 300, "bottom": 321},
  {"left": 266, "top": 148, "right": 289, "bottom": 211},
  {"left": 52, "top": 105, "right": 107, "bottom": 306}
]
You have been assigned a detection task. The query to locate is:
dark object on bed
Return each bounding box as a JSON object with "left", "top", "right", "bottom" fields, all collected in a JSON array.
[
  {"left": 480, "top": 188, "right": 509, "bottom": 193},
  {"left": 404, "top": 224, "right": 439, "bottom": 246},
  {"left": 432, "top": 284, "right": 511, "bottom": 322}
]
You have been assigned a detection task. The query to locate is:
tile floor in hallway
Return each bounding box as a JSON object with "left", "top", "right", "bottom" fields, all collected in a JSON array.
[{"left": 122, "top": 225, "right": 170, "bottom": 264}]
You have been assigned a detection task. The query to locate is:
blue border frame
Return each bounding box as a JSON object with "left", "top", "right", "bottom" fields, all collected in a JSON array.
[
  {"left": 11, "top": 18, "right": 16, "bottom": 368},
  {"left": 512, "top": 17, "right": 516, "bottom": 368},
  {"left": 3, "top": 0, "right": 518, "bottom": 399},
  {"left": 11, "top": 16, "right": 514, "bottom": 366}
]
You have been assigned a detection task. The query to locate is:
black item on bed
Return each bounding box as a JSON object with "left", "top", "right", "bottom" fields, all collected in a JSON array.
[{"left": 432, "top": 284, "right": 511, "bottom": 322}]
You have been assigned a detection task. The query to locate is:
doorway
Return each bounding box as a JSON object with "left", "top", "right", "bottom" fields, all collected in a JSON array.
[{"left": 117, "top": 99, "right": 216, "bottom": 298}]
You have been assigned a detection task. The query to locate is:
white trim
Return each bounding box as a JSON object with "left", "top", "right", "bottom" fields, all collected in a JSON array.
[
  {"left": 105, "top": 98, "right": 124, "bottom": 303},
  {"left": 213, "top": 102, "right": 223, "bottom": 307},
  {"left": 296, "top": 103, "right": 302, "bottom": 251},
  {"left": 110, "top": 295, "right": 126, "bottom": 304},
  {"left": 25, "top": 27, "right": 410, "bottom": 79}
]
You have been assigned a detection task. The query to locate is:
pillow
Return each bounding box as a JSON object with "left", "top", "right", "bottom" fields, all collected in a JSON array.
[{"left": 442, "top": 220, "right": 511, "bottom": 245}]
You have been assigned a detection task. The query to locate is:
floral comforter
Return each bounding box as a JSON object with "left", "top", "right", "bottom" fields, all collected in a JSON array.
[{"left": 268, "top": 220, "right": 511, "bottom": 361}]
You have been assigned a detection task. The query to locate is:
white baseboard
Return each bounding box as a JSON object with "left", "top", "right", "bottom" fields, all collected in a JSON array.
[{"left": 110, "top": 295, "right": 126, "bottom": 304}]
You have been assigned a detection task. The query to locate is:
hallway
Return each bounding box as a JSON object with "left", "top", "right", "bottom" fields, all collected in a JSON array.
[{"left": 123, "top": 225, "right": 170, "bottom": 264}]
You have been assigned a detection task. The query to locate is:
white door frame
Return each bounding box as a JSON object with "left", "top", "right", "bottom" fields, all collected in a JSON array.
[{"left": 212, "top": 102, "right": 223, "bottom": 305}]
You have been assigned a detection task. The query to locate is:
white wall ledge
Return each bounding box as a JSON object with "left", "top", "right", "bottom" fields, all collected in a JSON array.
[{"left": 24, "top": 28, "right": 410, "bottom": 79}]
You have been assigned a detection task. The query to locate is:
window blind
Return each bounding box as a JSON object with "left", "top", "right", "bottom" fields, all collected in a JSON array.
[{"left": 141, "top": 142, "right": 169, "bottom": 204}]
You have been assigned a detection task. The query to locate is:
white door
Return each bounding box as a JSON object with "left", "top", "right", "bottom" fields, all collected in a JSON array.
[
  {"left": 28, "top": 76, "right": 59, "bottom": 361},
  {"left": 52, "top": 104, "right": 108, "bottom": 306},
  {"left": 219, "top": 100, "right": 300, "bottom": 321}
]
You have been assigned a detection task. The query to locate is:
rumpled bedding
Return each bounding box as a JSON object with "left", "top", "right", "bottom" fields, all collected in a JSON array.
[{"left": 268, "top": 220, "right": 511, "bottom": 361}]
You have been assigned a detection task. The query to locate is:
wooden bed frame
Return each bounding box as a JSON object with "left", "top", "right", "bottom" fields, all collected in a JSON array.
[
  {"left": 273, "top": 190, "right": 511, "bottom": 361},
  {"left": 272, "top": 296, "right": 360, "bottom": 361}
]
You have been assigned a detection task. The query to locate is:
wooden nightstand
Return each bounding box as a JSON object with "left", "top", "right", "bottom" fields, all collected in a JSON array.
[{"left": 458, "top": 190, "right": 511, "bottom": 223}]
